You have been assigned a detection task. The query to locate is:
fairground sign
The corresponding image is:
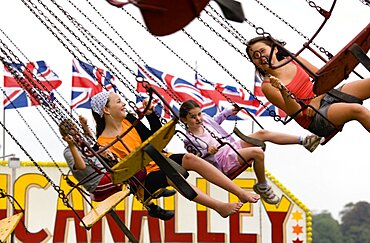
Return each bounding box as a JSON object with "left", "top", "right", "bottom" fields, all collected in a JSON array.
[{"left": 0, "top": 162, "right": 311, "bottom": 243}]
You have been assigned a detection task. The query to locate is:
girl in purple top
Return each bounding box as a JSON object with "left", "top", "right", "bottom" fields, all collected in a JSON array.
[{"left": 179, "top": 100, "right": 322, "bottom": 204}]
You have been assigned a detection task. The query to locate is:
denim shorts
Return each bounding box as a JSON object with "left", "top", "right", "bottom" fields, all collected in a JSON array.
[
  {"left": 307, "top": 87, "right": 350, "bottom": 137},
  {"left": 307, "top": 96, "right": 341, "bottom": 137}
]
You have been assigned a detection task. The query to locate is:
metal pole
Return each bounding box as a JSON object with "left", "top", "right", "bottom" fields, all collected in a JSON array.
[{"left": 8, "top": 156, "right": 20, "bottom": 243}]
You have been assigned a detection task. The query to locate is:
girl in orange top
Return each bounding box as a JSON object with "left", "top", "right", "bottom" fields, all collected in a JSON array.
[{"left": 91, "top": 91, "right": 261, "bottom": 218}]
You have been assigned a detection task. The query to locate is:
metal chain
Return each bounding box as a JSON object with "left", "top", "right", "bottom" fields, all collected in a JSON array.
[
  {"left": 83, "top": 0, "right": 144, "bottom": 64},
  {"left": 0, "top": 36, "right": 78, "bottom": 126},
  {"left": 358, "top": 0, "right": 370, "bottom": 6},
  {"left": 23, "top": 0, "right": 181, "bottom": 132},
  {"left": 181, "top": 28, "right": 283, "bottom": 121},
  {"left": 253, "top": 0, "right": 333, "bottom": 59},
  {"left": 0, "top": 95, "right": 70, "bottom": 206},
  {"left": 205, "top": 6, "right": 247, "bottom": 44},
  {"left": 120, "top": 6, "right": 282, "bottom": 123},
  {"left": 0, "top": 28, "right": 66, "bottom": 146},
  {"left": 38, "top": 0, "right": 138, "bottom": 100},
  {"left": 0, "top": 27, "right": 81, "bottom": 116},
  {"left": 80, "top": 0, "right": 175, "bottom": 115},
  {"left": 304, "top": 0, "right": 331, "bottom": 16},
  {"left": 0, "top": 86, "right": 64, "bottom": 175},
  {"left": 21, "top": 0, "right": 136, "bottom": 112},
  {"left": 0, "top": 117, "right": 90, "bottom": 227},
  {"left": 45, "top": 0, "right": 176, "bottom": 115},
  {"left": 196, "top": 16, "right": 248, "bottom": 59},
  {"left": 0, "top": 47, "right": 100, "bottom": 228}
]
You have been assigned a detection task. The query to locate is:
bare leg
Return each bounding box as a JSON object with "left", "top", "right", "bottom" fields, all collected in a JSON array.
[
  {"left": 326, "top": 102, "right": 370, "bottom": 132},
  {"left": 181, "top": 153, "right": 260, "bottom": 203},
  {"left": 247, "top": 129, "right": 299, "bottom": 145},
  {"left": 341, "top": 78, "right": 370, "bottom": 100},
  {"left": 167, "top": 179, "right": 243, "bottom": 218},
  {"left": 236, "top": 147, "right": 266, "bottom": 184}
]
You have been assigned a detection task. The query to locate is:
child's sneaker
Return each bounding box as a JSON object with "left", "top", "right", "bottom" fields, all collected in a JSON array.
[
  {"left": 302, "top": 134, "right": 323, "bottom": 152},
  {"left": 253, "top": 183, "right": 280, "bottom": 204}
]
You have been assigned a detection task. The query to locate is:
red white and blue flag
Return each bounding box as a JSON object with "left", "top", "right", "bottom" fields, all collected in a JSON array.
[
  {"left": 136, "top": 65, "right": 285, "bottom": 120},
  {"left": 194, "top": 73, "right": 259, "bottom": 120},
  {"left": 136, "top": 65, "right": 217, "bottom": 119},
  {"left": 71, "top": 59, "right": 116, "bottom": 109},
  {"left": 3, "top": 61, "right": 62, "bottom": 109}
]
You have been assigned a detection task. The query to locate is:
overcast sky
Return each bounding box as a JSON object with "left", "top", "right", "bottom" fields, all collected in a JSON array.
[{"left": 0, "top": 0, "right": 369, "bottom": 221}]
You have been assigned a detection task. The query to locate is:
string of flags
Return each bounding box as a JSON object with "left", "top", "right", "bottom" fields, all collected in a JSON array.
[{"left": 2, "top": 59, "right": 285, "bottom": 120}]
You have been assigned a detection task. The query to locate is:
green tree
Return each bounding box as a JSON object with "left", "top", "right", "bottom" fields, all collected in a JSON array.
[
  {"left": 340, "top": 201, "right": 370, "bottom": 243},
  {"left": 312, "top": 211, "right": 343, "bottom": 243}
]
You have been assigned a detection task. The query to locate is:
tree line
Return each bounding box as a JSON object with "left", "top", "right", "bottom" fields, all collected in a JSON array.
[{"left": 312, "top": 201, "right": 370, "bottom": 243}]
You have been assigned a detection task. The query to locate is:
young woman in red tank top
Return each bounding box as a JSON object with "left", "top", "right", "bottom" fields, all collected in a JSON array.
[{"left": 246, "top": 36, "right": 370, "bottom": 138}]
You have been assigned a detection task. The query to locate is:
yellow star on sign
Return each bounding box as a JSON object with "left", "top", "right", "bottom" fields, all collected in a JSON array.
[{"left": 292, "top": 210, "right": 303, "bottom": 221}]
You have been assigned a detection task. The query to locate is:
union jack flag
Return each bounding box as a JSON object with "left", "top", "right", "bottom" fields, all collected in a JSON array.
[
  {"left": 71, "top": 59, "right": 116, "bottom": 109},
  {"left": 194, "top": 74, "right": 259, "bottom": 120},
  {"left": 195, "top": 73, "right": 286, "bottom": 119},
  {"left": 136, "top": 65, "right": 217, "bottom": 119},
  {"left": 3, "top": 61, "right": 62, "bottom": 110}
]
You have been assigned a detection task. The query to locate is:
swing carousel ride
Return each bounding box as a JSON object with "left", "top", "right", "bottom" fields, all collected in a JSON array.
[{"left": 0, "top": 0, "right": 369, "bottom": 242}]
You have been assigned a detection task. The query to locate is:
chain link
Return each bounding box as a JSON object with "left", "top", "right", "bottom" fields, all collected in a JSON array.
[
  {"left": 251, "top": 0, "right": 334, "bottom": 59},
  {"left": 197, "top": 16, "right": 248, "bottom": 59},
  {"left": 206, "top": 6, "right": 247, "bottom": 44},
  {"left": 0, "top": 95, "right": 69, "bottom": 206},
  {"left": 181, "top": 28, "right": 283, "bottom": 122},
  {"left": 358, "top": 0, "right": 370, "bottom": 6}
]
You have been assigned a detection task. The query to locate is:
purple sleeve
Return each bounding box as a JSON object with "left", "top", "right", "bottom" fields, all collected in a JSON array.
[{"left": 212, "top": 108, "right": 234, "bottom": 124}]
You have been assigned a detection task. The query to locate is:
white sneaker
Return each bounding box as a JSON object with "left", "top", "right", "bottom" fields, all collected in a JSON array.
[
  {"left": 253, "top": 183, "right": 280, "bottom": 205},
  {"left": 302, "top": 134, "right": 323, "bottom": 153}
]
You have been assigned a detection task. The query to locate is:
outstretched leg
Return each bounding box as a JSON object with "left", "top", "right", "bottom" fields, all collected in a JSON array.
[
  {"left": 341, "top": 78, "right": 370, "bottom": 100},
  {"left": 247, "top": 129, "right": 299, "bottom": 145},
  {"left": 242, "top": 129, "right": 322, "bottom": 152},
  {"left": 181, "top": 153, "right": 260, "bottom": 204},
  {"left": 326, "top": 102, "right": 370, "bottom": 132},
  {"left": 167, "top": 179, "right": 243, "bottom": 218}
]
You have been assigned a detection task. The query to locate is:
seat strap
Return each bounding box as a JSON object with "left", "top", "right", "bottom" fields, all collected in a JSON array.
[
  {"left": 327, "top": 89, "right": 363, "bottom": 104},
  {"left": 143, "top": 143, "right": 197, "bottom": 201}
]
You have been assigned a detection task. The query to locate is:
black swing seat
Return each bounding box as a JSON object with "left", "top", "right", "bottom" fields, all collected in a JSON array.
[
  {"left": 313, "top": 22, "right": 370, "bottom": 95},
  {"left": 319, "top": 89, "right": 363, "bottom": 145}
]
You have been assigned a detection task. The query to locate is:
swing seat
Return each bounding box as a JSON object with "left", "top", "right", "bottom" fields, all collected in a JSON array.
[
  {"left": 0, "top": 213, "right": 23, "bottom": 243},
  {"left": 80, "top": 186, "right": 130, "bottom": 229},
  {"left": 227, "top": 160, "right": 253, "bottom": 180},
  {"left": 135, "top": 0, "right": 210, "bottom": 36},
  {"left": 313, "top": 23, "right": 370, "bottom": 95},
  {"left": 112, "top": 119, "right": 177, "bottom": 183},
  {"left": 213, "top": 0, "right": 245, "bottom": 23}
]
